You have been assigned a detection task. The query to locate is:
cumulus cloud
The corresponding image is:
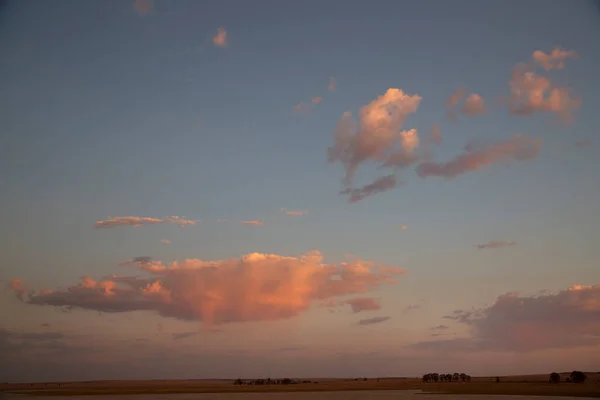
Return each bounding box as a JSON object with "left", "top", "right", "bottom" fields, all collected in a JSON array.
[
  {"left": 508, "top": 58, "right": 581, "bottom": 122},
  {"left": 462, "top": 93, "right": 486, "bottom": 116},
  {"left": 280, "top": 208, "right": 308, "bottom": 216},
  {"left": 343, "top": 297, "right": 381, "bottom": 313},
  {"left": 416, "top": 134, "right": 541, "bottom": 179},
  {"left": 419, "top": 284, "right": 600, "bottom": 352},
  {"left": 132, "top": 0, "right": 152, "bottom": 15},
  {"left": 11, "top": 251, "right": 405, "bottom": 328},
  {"left": 240, "top": 220, "right": 264, "bottom": 226},
  {"left": 327, "top": 88, "right": 422, "bottom": 188},
  {"left": 476, "top": 241, "right": 517, "bottom": 250},
  {"left": 340, "top": 175, "right": 398, "bottom": 203},
  {"left": 212, "top": 27, "right": 227, "bottom": 47},
  {"left": 357, "top": 316, "right": 391, "bottom": 326},
  {"left": 95, "top": 216, "right": 198, "bottom": 229},
  {"left": 328, "top": 77, "right": 336, "bottom": 91},
  {"left": 160, "top": 239, "right": 171, "bottom": 244},
  {"left": 532, "top": 48, "right": 578, "bottom": 71}
]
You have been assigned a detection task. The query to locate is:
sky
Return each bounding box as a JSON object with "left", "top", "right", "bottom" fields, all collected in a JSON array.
[{"left": 1, "top": 0, "right": 600, "bottom": 383}]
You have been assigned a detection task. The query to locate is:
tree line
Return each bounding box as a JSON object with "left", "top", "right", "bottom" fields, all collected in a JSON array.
[
  {"left": 422, "top": 372, "right": 471, "bottom": 382},
  {"left": 549, "top": 371, "right": 587, "bottom": 384},
  {"left": 233, "top": 378, "right": 315, "bottom": 385}
]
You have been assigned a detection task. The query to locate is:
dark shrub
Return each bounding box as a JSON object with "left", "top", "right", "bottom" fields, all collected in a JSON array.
[{"left": 549, "top": 372, "right": 560, "bottom": 383}]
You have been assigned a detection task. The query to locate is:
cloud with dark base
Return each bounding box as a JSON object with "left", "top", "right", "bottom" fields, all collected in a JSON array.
[{"left": 357, "top": 316, "right": 391, "bottom": 326}]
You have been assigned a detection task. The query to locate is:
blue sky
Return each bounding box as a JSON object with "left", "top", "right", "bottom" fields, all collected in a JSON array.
[{"left": 1, "top": 0, "right": 599, "bottom": 382}]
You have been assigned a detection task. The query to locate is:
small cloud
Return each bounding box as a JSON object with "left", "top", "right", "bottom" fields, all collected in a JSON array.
[
  {"left": 280, "top": 208, "right": 308, "bottom": 216},
  {"left": 404, "top": 304, "right": 421, "bottom": 313},
  {"left": 132, "top": 0, "right": 152, "bottom": 15},
  {"left": 340, "top": 175, "right": 398, "bottom": 203},
  {"left": 160, "top": 239, "right": 171, "bottom": 244},
  {"left": 312, "top": 96, "right": 323, "bottom": 104},
  {"left": 41, "top": 323, "right": 50, "bottom": 328},
  {"left": 156, "top": 323, "right": 163, "bottom": 333},
  {"left": 575, "top": 139, "right": 592, "bottom": 148},
  {"left": 343, "top": 297, "right": 381, "bottom": 313},
  {"left": 476, "top": 241, "right": 517, "bottom": 250},
  {"left": 217, "top": 219, "right": 229, "bottom": 223},
  {"left": 446, "top": 88, "right": 466, "bottom": 122},
  {"left": 399, "top": 225, "right": 408, "bottom": 230},
  {"left": 294, "top": 103, "right": 306, "bottom": 112},
  {"left": 431, "top": 124, "right": 441, "bottom": 145},
  {"left": 94, "top": 216, "right": 198, "bottom": 229},
  {"left": 172, "top": 331, "right": 198, "bottom": 340},
  {"left": 212, "top": 27, "right": 227, "bottom": 47},
  {"left": 328, "top": 77, "right": 336, "bottom": 91},
  {"left": 462, "top": 93, "right": 486, "bottom": 116},
  {"left": 357, "top": 316, "right": 391, "bottom": 326},
  {"left": 532, "top": 48, "right": 578, "bottom": 71},
  {"left": 240, "top": 220, "right": 264, "bottom": 226},
  {"left": 430, "top": 324, "right": 449, "bottom": 331},
  {"left": 9, "top": 279, "right": 27, "bottom": 301}
]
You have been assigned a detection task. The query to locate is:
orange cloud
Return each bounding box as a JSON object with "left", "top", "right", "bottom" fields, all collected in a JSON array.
[
  {"left": 280, "top": 208, "right": 308, "bottom": 216},
  {"left": 508, "top": 63, "right": 580, "bottom": 122},
  {"left": 10, "top": 279, "right": 27, "bottom": 301},
  {"left": 212, "top": 27, "right": 227, "bottom": 47},
  {"left": 328, "top": 77, "right": 336, "bottom": 91},
  {"left": 400, "top": 225, "right": 408, "bottom": 230},
  {"left": 343, "top": 297, "right": 381, "bottom": 313},
  {"left": 132, "top": 0, "right": 152, "bottom": 15},
  {"left": 328, "top": 88, "right": 422, "bottom": 188},
  {"left": 416, "top": 134, "right": 541, "bottom": 179},
  {"left": 532, "top": 48, "right": 578, "bottom": 71},
  {"left": 11, "top": 251, "right": 405, "bottom": 328},
  {"left": 340, "top": 174, "right": 398, "bottom": 203},
  {"left": 95, "top": 216, "right": 198, "bottom": 228},
  {"left": 293, "top": 103, "right": 306, "bottom": 112},
  {"left": 312, "top": 96, "right": 323, "bottom": 104},
  {"left": 462, "top": 93, "right": 486, "bottom": 116},
  {"left": 476, "top": 240, "right": 516, "bottom": 250},
  {"left": 240, "top": 220, "right": 264, "bottom": 226}
]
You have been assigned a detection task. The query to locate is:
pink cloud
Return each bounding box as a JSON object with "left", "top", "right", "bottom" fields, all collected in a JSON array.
[
  {"left": 212, "top": 27, "right": 227, "bottom": 47},
  {"left": 280, "top": 208, "right": 308, "bottom": 216},
  {"left": 532, "top": 48, "right": 578, "bottom": 71},
  {"left": 462, "top": 93, "right": 486, "bottom": 116},
  {"left": 312, "top": 96, "right": 323, "bottom": 104},
  {"left": 327, "top": 88, "right": 422, "bottom": 187},
  {"left": 160, "top": 239, "right": 171, "bottom": 244},
  {"left": 132, "top": 0, "right": 152, "bottom": 15},
  {"left": 10, "top": 279, "right": 27, "bottom": 301},
  {"left": 416, "top": 134, "right": 541, "bottom": 179},
  {"left": 11, "top": 251, "right": 405, "bottom": 328},
  {"left": 328, "top": 77, "right": 336, "bottom": 91},
  {"left": 445, "top": 88, "right": 465, "bottom": 122},
  {"left": 476, "top": 240, "right": 516, "bottom": 250},
  {"left": 508, "top": 64, "right": 581, "bottom": 122},
  {"left": 422, "top": 284, "right": 600, "bottom": 352},
  {"left": 95, "top": 216, "right": 198, "bottom": 229},
  {"left": 293, "top": 103, "right": 306, "bottom": 112},
  {"left": 343, "top": 297, "right": 381, "bottom": 313},
  {"left": 340, "top": 174, "right": 398, "bottom": 203},
  {"left": 240, "top": 220, "right": 264, "bottom": 226}
]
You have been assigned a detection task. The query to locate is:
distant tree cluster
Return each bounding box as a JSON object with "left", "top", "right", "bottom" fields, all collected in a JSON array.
[
  {"left": 233, "top": 378, "right": 315, "bottom": 386},
  {"left": 421, "top": 372, "right": 471, "bottom": 383},
  {"left": 550, "top": 371, "right": 587, "bottom": 384}
]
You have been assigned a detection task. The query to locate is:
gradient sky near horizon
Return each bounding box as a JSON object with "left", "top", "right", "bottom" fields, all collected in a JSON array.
[{"left": 1, "top": 0, "right": 600, "bottom": 383}]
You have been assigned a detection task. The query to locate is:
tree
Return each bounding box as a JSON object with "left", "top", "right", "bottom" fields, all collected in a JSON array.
[
  {"left": 549, "top": 372, "right": 560, "bottom": 383},
  {"left": 570, "top": 371, "right": 587, "bottom": 384},
  {"left": 453, "top": 373, "right": 460, "bottom": 381}
]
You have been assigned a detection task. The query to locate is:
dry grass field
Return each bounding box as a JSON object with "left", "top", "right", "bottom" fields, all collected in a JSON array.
[{"left": 1, "top": 372, "right": 599, "bottom": 397}]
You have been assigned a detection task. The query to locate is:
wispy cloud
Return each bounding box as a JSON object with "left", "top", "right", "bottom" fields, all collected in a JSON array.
[
  {"left": 340, "top": 175, "right": 398, "bottom": 203},
  {"left": 476, "top": 241, "right": 517, "bottom": 250},
  {"left": 328, "top": 77, "right": 336, "bottom": 91},
  {"left": 212, "top": 27, "right": 227, "bottom": 47},
  {"left": 95, "top": 216, "right": 198, "bottom": 229},
  {"left": 357, "top": 316, "right": 391, "bottom": 326},
  {"left": 172, "top": 331, "right": 198, "bottom": 341},
  {"left": 312, "top": 96, "right": 323, "bottom": 104},
  {"left": 430, "top": 324, "right": 449, "bottom": 331},
  {"left": 132, "top": 0, "right": 152, "bottom": 15},
  {"left": 12, "top": 251, "right": 405, "bottom": 328},
  {"left": 575, "top": 139, "right": 592, "bottom": 148},
  {"left": 343, "top": 297, "right": 381, "bottom": 313},
  {"left": 240, "top": 220, "right": 264, "bottom": 226},
  {"left": 417, "top": 134, "right": 541, "bottom": 179},
  {"left": 280, "top": 208, "right": 308, "bottom": 216}
]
